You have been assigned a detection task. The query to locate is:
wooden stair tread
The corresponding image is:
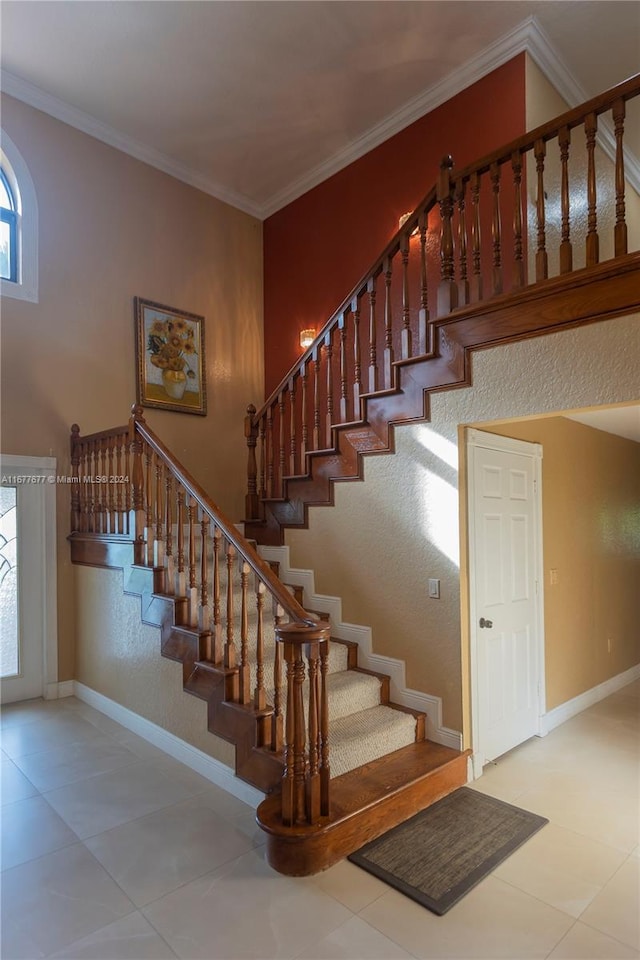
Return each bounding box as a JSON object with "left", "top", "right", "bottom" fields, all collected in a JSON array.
[
  {"left": 257, "top": 740, "right": 470, "bottom": 875},
  {"left": 259, "top": 739, "right": 462, "bottom": 831}
]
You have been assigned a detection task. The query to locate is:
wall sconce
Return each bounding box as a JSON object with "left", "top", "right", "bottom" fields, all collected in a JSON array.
[{"left": 299, "top": 328, "right": 316, "bottom": 350}]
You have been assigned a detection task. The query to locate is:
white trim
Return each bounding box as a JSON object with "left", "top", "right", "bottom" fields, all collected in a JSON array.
[
  {"left": 0, "top": 128, "right": 39, "bottom": 302},
  {"left": 259, "top": 544, "right": 462, "bottom": 750},
  {"left": 73, "top": 681, "right": 265, "bottom": 808},
  {"left": 5, "top": 17, "right": 636, "bottom": 218},
  {"left": 539, "top": 663, "right": 640, "bottom": 736},
  {"left": 466, "top": 429, "right": 545, "bottom": 771},
  {"left": 44, "top": 679, "right": 75, "bottom": 700},
  {"left": 0, "top": 454, "right": 57, "bottom": 701},
  {"left": 0, "top": 71, "right": 263, "bottom": 220},
  {"left": 525, "top": 20, "right": 640, "bottom": 197},
  {"left": 466, "top": 428, "right": 543, "bottom": 460},
  {"left": 262, "top": 17, "right": 542, "bottom": 217}
]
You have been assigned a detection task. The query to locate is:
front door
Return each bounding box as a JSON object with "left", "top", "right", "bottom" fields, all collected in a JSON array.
[
  {"left": 0, "top": 456, "right": 57, "bottom": 704},
  {"left": 467, "top": 429, "right": 544, "bottom": 767}
]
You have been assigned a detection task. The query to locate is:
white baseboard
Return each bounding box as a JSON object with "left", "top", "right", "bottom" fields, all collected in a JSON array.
[
  {"left": 259, "top": 544, "right": 462, "bottom": 751},
  {"left": 539, "top": 663, "right": 640, "bottom": 736},
  {"left": 73, "top": 682, "right": 265, "bottom": 808},
  {"left": 44, "top": 680, "right": 76, "bottom": 700}
]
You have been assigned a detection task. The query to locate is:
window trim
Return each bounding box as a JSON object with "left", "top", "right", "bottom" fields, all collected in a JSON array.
[{"left": 1, "top": 130, "right": 39, "bottom": 303}]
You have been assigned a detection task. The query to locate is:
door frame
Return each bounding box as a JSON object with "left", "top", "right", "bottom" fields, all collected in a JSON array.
[
  {"left": 466, "top": 428, "right": 545, "bottom": 778},
  {"left": 0, "top": 454, "right": 58, "bottom": 701}
]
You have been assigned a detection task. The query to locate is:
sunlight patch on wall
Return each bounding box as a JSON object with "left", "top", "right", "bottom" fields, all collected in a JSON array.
[
  {"left": 418, "top": 466, "right": 460, "bottom": 568},
  {"left": 416, "top": 425, "right": 459, "bottom": 470}
]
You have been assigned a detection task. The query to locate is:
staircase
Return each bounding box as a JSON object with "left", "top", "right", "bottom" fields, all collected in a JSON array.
[{"left": 69, "top": 75, "right": 640, "bottom": 877}]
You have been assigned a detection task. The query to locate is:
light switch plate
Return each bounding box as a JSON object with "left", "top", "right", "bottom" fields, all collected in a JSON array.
[{"left": 428, "top": 578, "right": 440, "bottom": 599}]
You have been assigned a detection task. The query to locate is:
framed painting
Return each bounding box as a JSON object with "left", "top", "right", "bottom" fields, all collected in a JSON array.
[{"left": 134, "top": 297, "right": 207, "bottom": 415}]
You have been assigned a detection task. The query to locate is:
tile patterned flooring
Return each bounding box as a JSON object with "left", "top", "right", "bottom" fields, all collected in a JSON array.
[{"left": 1, "top": 681, "right": 638, "bottom": 959}]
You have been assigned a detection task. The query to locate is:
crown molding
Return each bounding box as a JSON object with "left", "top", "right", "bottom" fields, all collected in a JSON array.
[
  {"left": 524, "top": 19, "right": 640, "bottom": 196},
  {"left": 262, "top": 17, "right": 543, "bottom": 218},
  {"left": 0, "top": 69, "right": 264, "bottom": 219},
  {"left": 2, "top": 16, "right": 638, "bottom": 219}
]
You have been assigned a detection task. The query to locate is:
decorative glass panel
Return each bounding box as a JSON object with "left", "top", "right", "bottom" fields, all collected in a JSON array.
[
  {"left": 0, "top": 172, "right": 12, "bottom": 211},
  {"left": 0, "top": 486, "right": 19, "bottom": 678},
  {"left": 0, "top": 219, "right": 11, "bottom": 281}
]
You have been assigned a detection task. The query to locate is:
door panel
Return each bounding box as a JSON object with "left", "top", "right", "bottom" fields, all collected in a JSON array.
[{"left": 469, "top": 434, "right": 542, "bottom": 764}]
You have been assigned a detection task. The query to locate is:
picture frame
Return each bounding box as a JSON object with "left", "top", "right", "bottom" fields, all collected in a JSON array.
[{"left": 134, "top": 297, "right": 207, "bottom": 416}]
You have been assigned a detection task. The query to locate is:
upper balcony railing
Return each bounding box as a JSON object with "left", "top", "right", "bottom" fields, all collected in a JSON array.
[{"left": 245, "top": 74, "right": 640, "bottom": 515}]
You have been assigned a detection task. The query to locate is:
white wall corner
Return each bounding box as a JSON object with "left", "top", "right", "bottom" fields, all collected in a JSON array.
[
  {"left": 73, "top": 682, "right": 265, "bottom": 807},
  {"left": 259, "top": 544, "right": 462, "bottom": 750},
  {"left": 539, "top": 663, "right": 640, "bottom": 736}
]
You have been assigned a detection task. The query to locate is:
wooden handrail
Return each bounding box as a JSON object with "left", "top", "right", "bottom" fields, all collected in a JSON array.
[
  {"left": 70, "top": 407, "right": 330, "bottom": 826},
  {"left": 246, "top": 75, "right": 640, "bottom": 518},
  {"left": 131, "top": 408, "right": 314, "bottom": 625}
]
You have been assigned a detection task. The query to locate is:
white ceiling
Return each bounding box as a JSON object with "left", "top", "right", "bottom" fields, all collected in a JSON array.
[
  {"left": 565, "top": 406, "right": 640, "bottom": 444},
  {"left": 1, "top": 1, "right": 639, "bottom": 218}
]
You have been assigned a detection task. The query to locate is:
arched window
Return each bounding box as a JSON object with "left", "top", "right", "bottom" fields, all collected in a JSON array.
[
  {"left": 0, "top": 167, "right": 18, "bottom": 282},
  {"left": 1, "top": 131, "right": 38, "bottom": 303}
]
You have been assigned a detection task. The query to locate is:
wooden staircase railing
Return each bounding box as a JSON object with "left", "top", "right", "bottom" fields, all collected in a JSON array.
[
  {"left": 245, "top": 74, "right": 640, "bottom": 519},
  {"left": 70, "top": 405, "right": 330, "bottom": 827}
]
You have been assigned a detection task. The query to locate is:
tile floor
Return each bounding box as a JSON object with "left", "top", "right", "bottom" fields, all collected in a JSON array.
[{"left": 1, "top": 681, "right": 638, "bottom": 960}]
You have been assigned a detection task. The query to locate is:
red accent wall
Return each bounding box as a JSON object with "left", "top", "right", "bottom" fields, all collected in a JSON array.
[{"left": 263, "top": 54, "right": 527, "bottom": 396}]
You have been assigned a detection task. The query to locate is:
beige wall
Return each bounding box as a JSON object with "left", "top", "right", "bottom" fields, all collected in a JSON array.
[
  {"left": 525, "top": 56, "right": 640, "bottom": 278},
  {"left": 0, "top": 95, "right": 264, "bottom": 681},
  {"left": 481, "top": 416, "right": 640, "bottom": 710},
  {"left": 285, "top": 313, "right": 640, "bottom": 732},
  {"left": 75, "top": 565, "right": 235, "bottom": 766}
]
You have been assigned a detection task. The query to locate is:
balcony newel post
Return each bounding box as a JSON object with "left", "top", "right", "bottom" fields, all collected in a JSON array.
[
  {"left": 244, "top": 404, "right": 260, "bottom": 520},
  {"left": 276, "top": 620, "right": 331, "bottom": 827},
  {"left": 128, "top": 404, "right": 146, "bottom": 565},
  {"left": 437, "top": 155, "right": 458, "bottom": 316},
  {"left": 70, "top": 424, "right": 81, "bottom": 533}
]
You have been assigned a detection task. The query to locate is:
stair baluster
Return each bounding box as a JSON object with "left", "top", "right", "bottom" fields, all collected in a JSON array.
[
  {"left": 239, "top": 562, "right": 251, "bottom": 703},
  {"left": 455, "top": 178, "right": 469, "bottom": 306},
  {"left": 352, "top": 296, "right": 362, "bottom": 415},
  {"left": 512, "top": 150, "right": 525, "bottom": 289},
  {"left": 490, "top": 161, "right": 502, "bottom": 296},
  {"left": 254, "top": 581, "right": 266, "bottom": 711},
  {"left": 367, "top": 276, "right": 378, "bottom": 392},
  {"left": 585, "top": 112, "right": 599, "bottom": 266},
  {"left": 613, "top": 98, "right": 628, "bottom": 256},
  {"left": 244, "top": 404, "right": 259, "bottom": 521},
  {"left": 418, "top": 211, "right": 429, "bottom": 354},
  {"left": 559, "top": 127, "right": 573, "bottom": 274}
]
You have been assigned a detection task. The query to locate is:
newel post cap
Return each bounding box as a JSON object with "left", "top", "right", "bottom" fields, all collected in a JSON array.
[{"left": 275, "top": 621, "right": 330, "bottom": 645}]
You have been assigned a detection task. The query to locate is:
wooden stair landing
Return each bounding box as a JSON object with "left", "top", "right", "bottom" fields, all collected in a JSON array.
[{"left": 258, "top": 740, "right": 470, "bottom": 876}]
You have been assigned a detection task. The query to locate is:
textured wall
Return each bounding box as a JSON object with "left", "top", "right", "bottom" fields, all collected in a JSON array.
[
  {"left": 285, "top": 313, "right": 640, "bottom": 731},
  {"left": 75, "top": 565, "right": 235, "bottom": 768},
  {"left": 0, "top": 94, "right": 264, "bottom": 681}
]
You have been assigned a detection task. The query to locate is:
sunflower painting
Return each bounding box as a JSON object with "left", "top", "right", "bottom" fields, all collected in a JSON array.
[{"left": 135, "top": 298, "right": 207, "bottom": 415}]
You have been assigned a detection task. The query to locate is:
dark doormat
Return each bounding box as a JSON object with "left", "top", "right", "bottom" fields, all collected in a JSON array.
[{"left": 348, "top": 787, "right": 548, "bottom": 915}]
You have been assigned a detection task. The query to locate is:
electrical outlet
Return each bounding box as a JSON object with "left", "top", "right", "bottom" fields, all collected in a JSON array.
[
  {"left": 549, "top": 568, "right": 559, "bottom": 586},
  {"left": 428, "top": 578, "right": 440, "bottom": 599}
]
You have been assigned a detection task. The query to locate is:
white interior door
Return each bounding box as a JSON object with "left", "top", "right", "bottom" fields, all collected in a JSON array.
[
  {"left": 467, "top": 429, "right": 544, "bottom": 768},
  {"left": 0, "top": 456, "right": 57, "bottom": 704}
]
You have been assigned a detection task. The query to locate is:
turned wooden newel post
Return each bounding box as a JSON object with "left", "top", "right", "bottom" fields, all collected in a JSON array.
[
  {"left": 70, "top": 424, "right": 81, "bottom": 533},
  {"left": 437, "top": 155, "right": 458, "bottom": 317},
  {"left": 244, "top": 404, "right": 260, "bottom": 520},
  {"left": 128, "top": 404, "right": 146, "bottom": 565},
  {"left": 276, "top": 620, "right": 331, "bottom": 827}
]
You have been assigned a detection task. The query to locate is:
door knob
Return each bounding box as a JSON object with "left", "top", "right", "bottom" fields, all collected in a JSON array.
[{"left": 479, "top": 617, "right": 493, "bottom": 628}]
